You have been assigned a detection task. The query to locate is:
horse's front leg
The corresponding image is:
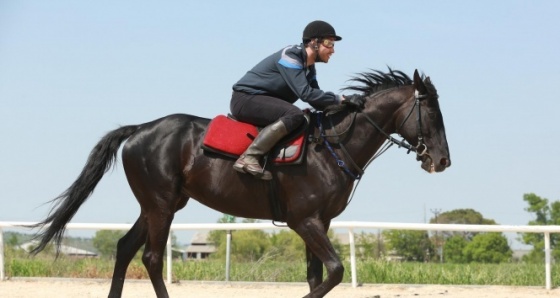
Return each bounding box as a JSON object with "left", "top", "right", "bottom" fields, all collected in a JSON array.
[
  {"left": 294, "top": 218, "right": 343, "bottom": 298},
  {"left": 305, "top": 218, "right": 332, "bottom": 291},
  {"left": 305, "top": 245, "right": 323, "bottom": 290}
]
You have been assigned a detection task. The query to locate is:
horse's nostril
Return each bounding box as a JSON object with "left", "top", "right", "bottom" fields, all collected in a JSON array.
[{"left": 440, "top": 158, "right": 451, "bottom": 167}]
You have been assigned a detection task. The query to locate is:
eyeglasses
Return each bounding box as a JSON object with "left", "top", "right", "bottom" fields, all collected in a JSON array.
[{"left": 320, "top": 39, "right": 336, "bottom": 48}]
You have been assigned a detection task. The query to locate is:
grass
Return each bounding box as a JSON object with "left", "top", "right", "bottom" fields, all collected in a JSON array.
[
  {"left": 355, "top": 261, "right": 551, "bottom": 285},
  {"left": 4, "top": 250, "right": 558, "bottom": 287}
]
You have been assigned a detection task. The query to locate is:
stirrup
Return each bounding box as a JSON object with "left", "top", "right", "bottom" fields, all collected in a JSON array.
[
  {"left": 233, "top": 154, "right": 253, "bottom": 173},
  {"left": 233, "top": 160, "right": 246, "bottom": 173},
  {"left": 243, "top": 166, "right": 272, "bottom": 180}
]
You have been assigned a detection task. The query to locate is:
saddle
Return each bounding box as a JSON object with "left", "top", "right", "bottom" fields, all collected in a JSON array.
[{"left": 202, "top": 114, "right": 310, "bottom": 165}]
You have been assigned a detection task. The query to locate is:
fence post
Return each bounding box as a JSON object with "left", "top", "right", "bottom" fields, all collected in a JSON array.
[
  {"left": 544, "top": 232, "right": 551, "bottom": 290},
  {"left": 0, "top": 228, "right": 4, "bottom": 281},
  {"left": 166, "top": 233, "right": 172, "bottom": 284},
  {"left": 225, "top": 230, "right": 232, "bottom": 281},
  {"left": 348, "top": 228, "right": 357, "bottom": 288}
]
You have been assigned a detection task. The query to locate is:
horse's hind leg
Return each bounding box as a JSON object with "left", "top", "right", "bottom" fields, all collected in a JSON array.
[
  {"left": 293, "top": 218, "right": 342, "bottom": 298},
  {"left": 142, "top": 210, "right": 175, "bottom": 298},
  {"left": 108, "top": 216, "right": 149, "bottom": 298}
]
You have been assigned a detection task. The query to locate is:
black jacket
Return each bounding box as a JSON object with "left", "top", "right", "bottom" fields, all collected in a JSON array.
[{"left": 232, "top": 44, "right": 341, "bottom": 109}]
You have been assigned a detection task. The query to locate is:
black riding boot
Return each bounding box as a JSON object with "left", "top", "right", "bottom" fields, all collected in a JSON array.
[{"left": 233, "top": 120, "right": 288, "bottom": 180}]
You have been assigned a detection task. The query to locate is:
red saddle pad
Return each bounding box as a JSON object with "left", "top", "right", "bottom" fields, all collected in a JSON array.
[
  {"left": 203, "top": 115, "right": 306, "bottom": 164},
  {"left": 202, "top": 115, "right": 258, "bottom": 157}
]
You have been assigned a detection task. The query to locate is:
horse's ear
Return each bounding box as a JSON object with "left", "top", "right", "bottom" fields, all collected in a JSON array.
[{"left": 413, "top": 69, "right": 427, "bottom": 94}]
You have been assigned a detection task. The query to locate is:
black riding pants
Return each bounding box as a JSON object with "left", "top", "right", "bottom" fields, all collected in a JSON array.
[{"left": 230, "top": 91, "right": 305, "bottom": 133}]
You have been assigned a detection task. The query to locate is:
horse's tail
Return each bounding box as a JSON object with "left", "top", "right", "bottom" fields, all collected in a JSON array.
[{"left": 28, "top": 124, "right": 139, "bottom": 256}]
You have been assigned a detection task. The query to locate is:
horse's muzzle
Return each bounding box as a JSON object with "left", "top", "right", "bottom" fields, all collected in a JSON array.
[{"left": 419, "top": 154, "right": 451, "bottom": 173}]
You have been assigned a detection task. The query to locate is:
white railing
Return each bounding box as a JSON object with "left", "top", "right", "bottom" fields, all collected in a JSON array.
[{"left": 1, "top": 221, "right": 558, "bottom": 289}]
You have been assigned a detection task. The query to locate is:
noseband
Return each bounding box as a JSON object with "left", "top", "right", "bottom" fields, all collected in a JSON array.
[{"left": 316, "top": 89, "right": 429, "bottom": 180}]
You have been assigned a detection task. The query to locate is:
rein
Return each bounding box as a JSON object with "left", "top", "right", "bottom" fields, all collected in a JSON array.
[{"left": 315, "top": 90, "right": 428, "bottom": 181}]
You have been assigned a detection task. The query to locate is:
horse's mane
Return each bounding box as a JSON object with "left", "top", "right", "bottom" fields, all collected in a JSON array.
[{"left": 343, "top": 68, "right": 412, "bottom": 96}]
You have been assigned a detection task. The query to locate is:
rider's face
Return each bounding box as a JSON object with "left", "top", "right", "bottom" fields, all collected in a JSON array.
[{"left": 317, "top": 37, "right": 336, "bottom": 63}]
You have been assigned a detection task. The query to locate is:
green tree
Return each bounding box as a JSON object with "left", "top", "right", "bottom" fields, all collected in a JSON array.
[
  {"left": 207, "top": 214, "right": 237, "bottom": 250},
  {"left": 92, "top": 230, "right": 125, "bottom": 259},
  {"left": 211, "top": 229, "right": 271, "bottom": 262},
  {"left": 355, "top": 232, "right": 385, "bottom": 260},
  {"left": 269, "top": 230, "right": 305, "bottom": 261},
  {"left": 430, "top": 209, "right": 496, "bottom": 263},
  {"left": 7, "top": 233, "right": 18, "bottom": 247},
  {"left": 520, "top": 193, "right": 560, "bottom": 263},
  {"left": 231, "top": 229, "right": 271, "bottom": 261},
  {"left": 209, "top": 216, "right": 272, "bottom": 262},
  {"left": 431, "top": 209, "right": 497, "bottom": 240},
  {"left": 383, "top": 230, "right": 434, "bottom": 262},
  {"left": 463, "top": 233, "right": 512, "bottom": 263},
  {"left": 267, "top": 229, "right": 344, "bottom": 262},
  {"left": 444, "top": 235, "right": 468, "bottom": 263}
]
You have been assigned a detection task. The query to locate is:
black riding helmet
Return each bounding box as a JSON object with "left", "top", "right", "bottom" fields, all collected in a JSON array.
[{"left": 302, "top": 20, "right": 342, "bottom": 43}]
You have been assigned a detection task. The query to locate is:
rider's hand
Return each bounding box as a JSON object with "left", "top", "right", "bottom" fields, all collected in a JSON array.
[{"left": 342, "top": 94, "right": 366, "bottom": 110}]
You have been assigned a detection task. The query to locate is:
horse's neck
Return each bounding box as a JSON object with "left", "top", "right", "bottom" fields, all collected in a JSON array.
[
  {"left": 370, "top": 86, "right": 413, "bottom": 132},
  {"left": 343, "top": 87, "right": 412, "bottom": 167}
]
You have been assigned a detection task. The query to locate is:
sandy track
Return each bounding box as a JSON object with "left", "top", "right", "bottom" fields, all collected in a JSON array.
[{"left": 1, "top": 278, "right": 558, "bottom": 298}]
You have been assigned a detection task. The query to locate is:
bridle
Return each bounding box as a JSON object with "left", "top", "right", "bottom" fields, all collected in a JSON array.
[
  {"left": 392, "top": 90, "right": 429, "bottom": 156},
  {"left": 316, "top": 89, "right": 430, "bottom": 180}
]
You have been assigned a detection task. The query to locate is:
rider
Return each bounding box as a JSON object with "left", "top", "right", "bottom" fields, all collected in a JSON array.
[{"left": 230, "top": 20, "right": 365, "bottom": 180}]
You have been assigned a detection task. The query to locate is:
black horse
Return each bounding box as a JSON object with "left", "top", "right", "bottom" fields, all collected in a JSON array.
[{"left": 30, "top": 69, "right": 450, "bottom": 298}]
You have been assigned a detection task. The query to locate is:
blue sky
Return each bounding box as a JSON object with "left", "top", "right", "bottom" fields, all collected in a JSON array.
[{"left": 1, "top": 1, "right": 559, "bottom": 247}]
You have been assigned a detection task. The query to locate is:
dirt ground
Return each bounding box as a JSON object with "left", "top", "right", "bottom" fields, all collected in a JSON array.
[{"left": 1, "top": 278, "right": 559, "bottom": 298}]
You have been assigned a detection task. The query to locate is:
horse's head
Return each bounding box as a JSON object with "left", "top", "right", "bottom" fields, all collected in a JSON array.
[{"left": 397, "top": 70, "right": 451, "bottom": 173}]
